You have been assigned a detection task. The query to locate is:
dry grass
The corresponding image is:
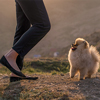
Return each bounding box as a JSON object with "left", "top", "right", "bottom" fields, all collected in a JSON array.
[
  {"left": 0, "top": 57, "right": 100, "bottom": 100},
  {"left": 0, "top": 73, "right": 100, "bottom": 100}
]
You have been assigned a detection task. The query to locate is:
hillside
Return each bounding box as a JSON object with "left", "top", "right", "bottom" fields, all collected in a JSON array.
[
  {"left": 0, "top": 57, "right": 100, "bottom": 100},
  {"left": 0, "top": 0, "right": 100, "bottom": 57},
  {"left": 0, "top": 73, "right": 100, "bottom": 100}
]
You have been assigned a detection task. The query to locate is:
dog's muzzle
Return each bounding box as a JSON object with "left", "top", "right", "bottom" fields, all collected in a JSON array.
[{"left": 71, "top": 43, "right": 78, "bottom": 51}]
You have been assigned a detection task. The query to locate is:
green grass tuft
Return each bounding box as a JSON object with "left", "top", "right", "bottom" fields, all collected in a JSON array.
[
  {"left": 0, "top": 66, "right": 10, "bottom": 74},
  {"left": 51, "top": 70, "right": 57, "bottom": 75},
  {"left": 23, "top": 57, "right": 70, "bottom": 74}
]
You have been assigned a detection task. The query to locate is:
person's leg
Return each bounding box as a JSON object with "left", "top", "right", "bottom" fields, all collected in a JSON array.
[
  {"left": 14, "top": 0, "right": 30, "bottom": 71},
  {"left": 12, "top": 0, "right": 51, "bottom": 57}
]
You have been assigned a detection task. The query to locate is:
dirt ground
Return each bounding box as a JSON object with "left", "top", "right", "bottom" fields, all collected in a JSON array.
[{"left": 0, "top": 72, "right": 100, "bottom": 100}]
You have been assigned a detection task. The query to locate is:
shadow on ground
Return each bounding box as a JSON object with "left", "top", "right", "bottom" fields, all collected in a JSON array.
[{"left": 2, "top": 80, "right": 23, "bottom": 100}]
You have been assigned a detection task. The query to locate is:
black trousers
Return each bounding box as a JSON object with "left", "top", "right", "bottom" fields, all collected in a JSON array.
[{"left": 13, "top": 0, "right": 51, "bottom": 58}]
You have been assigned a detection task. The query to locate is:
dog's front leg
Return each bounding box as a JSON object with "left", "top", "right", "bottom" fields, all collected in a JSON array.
[
  {"left": 70, "top": 67, "right": 77, "bottom": 78},
  {"left": 85, "top": 74, "right": 91, "bottom": 79},
  {"left": 79, "top": 68, "right": 87, "bottom": 80}
]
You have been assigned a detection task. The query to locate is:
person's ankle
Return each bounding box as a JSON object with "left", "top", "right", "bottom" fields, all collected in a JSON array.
[{"left": 4, "top": 49, "right": 18, "bottom": 60}]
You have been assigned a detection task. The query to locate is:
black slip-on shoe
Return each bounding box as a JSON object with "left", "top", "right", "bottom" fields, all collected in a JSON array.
[
  {"left": 10, "top": 77, "right": 23, "bottom": 82},
  {"left": 10, "top": 76, "right": 38, "bottom": 82},
  {"left": 0, "top": 56, "right": 26, "bottom": 77},
  {"left": 23, "top": 76, "right": 38, "bottom": 80},
  {"left": 16, "top": 55, "right": 24, "bottom": 71}
]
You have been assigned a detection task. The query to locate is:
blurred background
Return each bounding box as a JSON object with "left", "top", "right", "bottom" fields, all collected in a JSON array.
[{"left": 0, "top": 0, "right": 100, "bottom": 58}]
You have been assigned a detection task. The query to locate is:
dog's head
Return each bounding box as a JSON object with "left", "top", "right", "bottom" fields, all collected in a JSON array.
[{"left": 71, "top": 38, "right": 89, "bottom": 51}]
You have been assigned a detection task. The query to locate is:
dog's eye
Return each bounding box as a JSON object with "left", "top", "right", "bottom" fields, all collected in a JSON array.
[{"left": 75, "top": 44, "right": 78, "bottom": 46}]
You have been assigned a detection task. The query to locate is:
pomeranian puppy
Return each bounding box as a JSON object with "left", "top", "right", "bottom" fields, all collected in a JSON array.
[{"left": 68, "top": 38, "right": 100, "bottom": 80}]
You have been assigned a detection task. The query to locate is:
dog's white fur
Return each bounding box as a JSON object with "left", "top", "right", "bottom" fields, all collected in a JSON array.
[{"left": 68, "top": 38, "right": 100, "bottom": 80}]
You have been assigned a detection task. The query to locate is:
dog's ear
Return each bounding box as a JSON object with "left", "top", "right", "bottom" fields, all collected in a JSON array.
[{"left": 83, "top": 41, "right": 89, "bottom": 48}]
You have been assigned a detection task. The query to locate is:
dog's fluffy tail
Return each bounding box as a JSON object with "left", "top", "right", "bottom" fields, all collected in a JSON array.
[{"left": 90, "top": 45, "right": 100, "bottom": 62}]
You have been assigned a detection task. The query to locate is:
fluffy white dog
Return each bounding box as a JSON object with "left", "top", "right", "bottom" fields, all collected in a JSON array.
[{"left": 68, "top": 38, "right": 100, "bottom": 80}]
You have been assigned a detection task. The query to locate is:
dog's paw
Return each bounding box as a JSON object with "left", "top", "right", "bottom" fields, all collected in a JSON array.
[
  {"left": 70, "top": 76, "right": 74, "bottom": 78},
  {"left": 80, "top": 78, "right": 83, "bottom": 80},
  {"left": 85, "top": 77, "right": 91, "bottom": 79}
]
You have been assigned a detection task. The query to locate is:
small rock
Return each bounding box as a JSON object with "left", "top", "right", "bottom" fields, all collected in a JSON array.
[{"left": 61, "top": 73, "right": 64, "bottom": 76}]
